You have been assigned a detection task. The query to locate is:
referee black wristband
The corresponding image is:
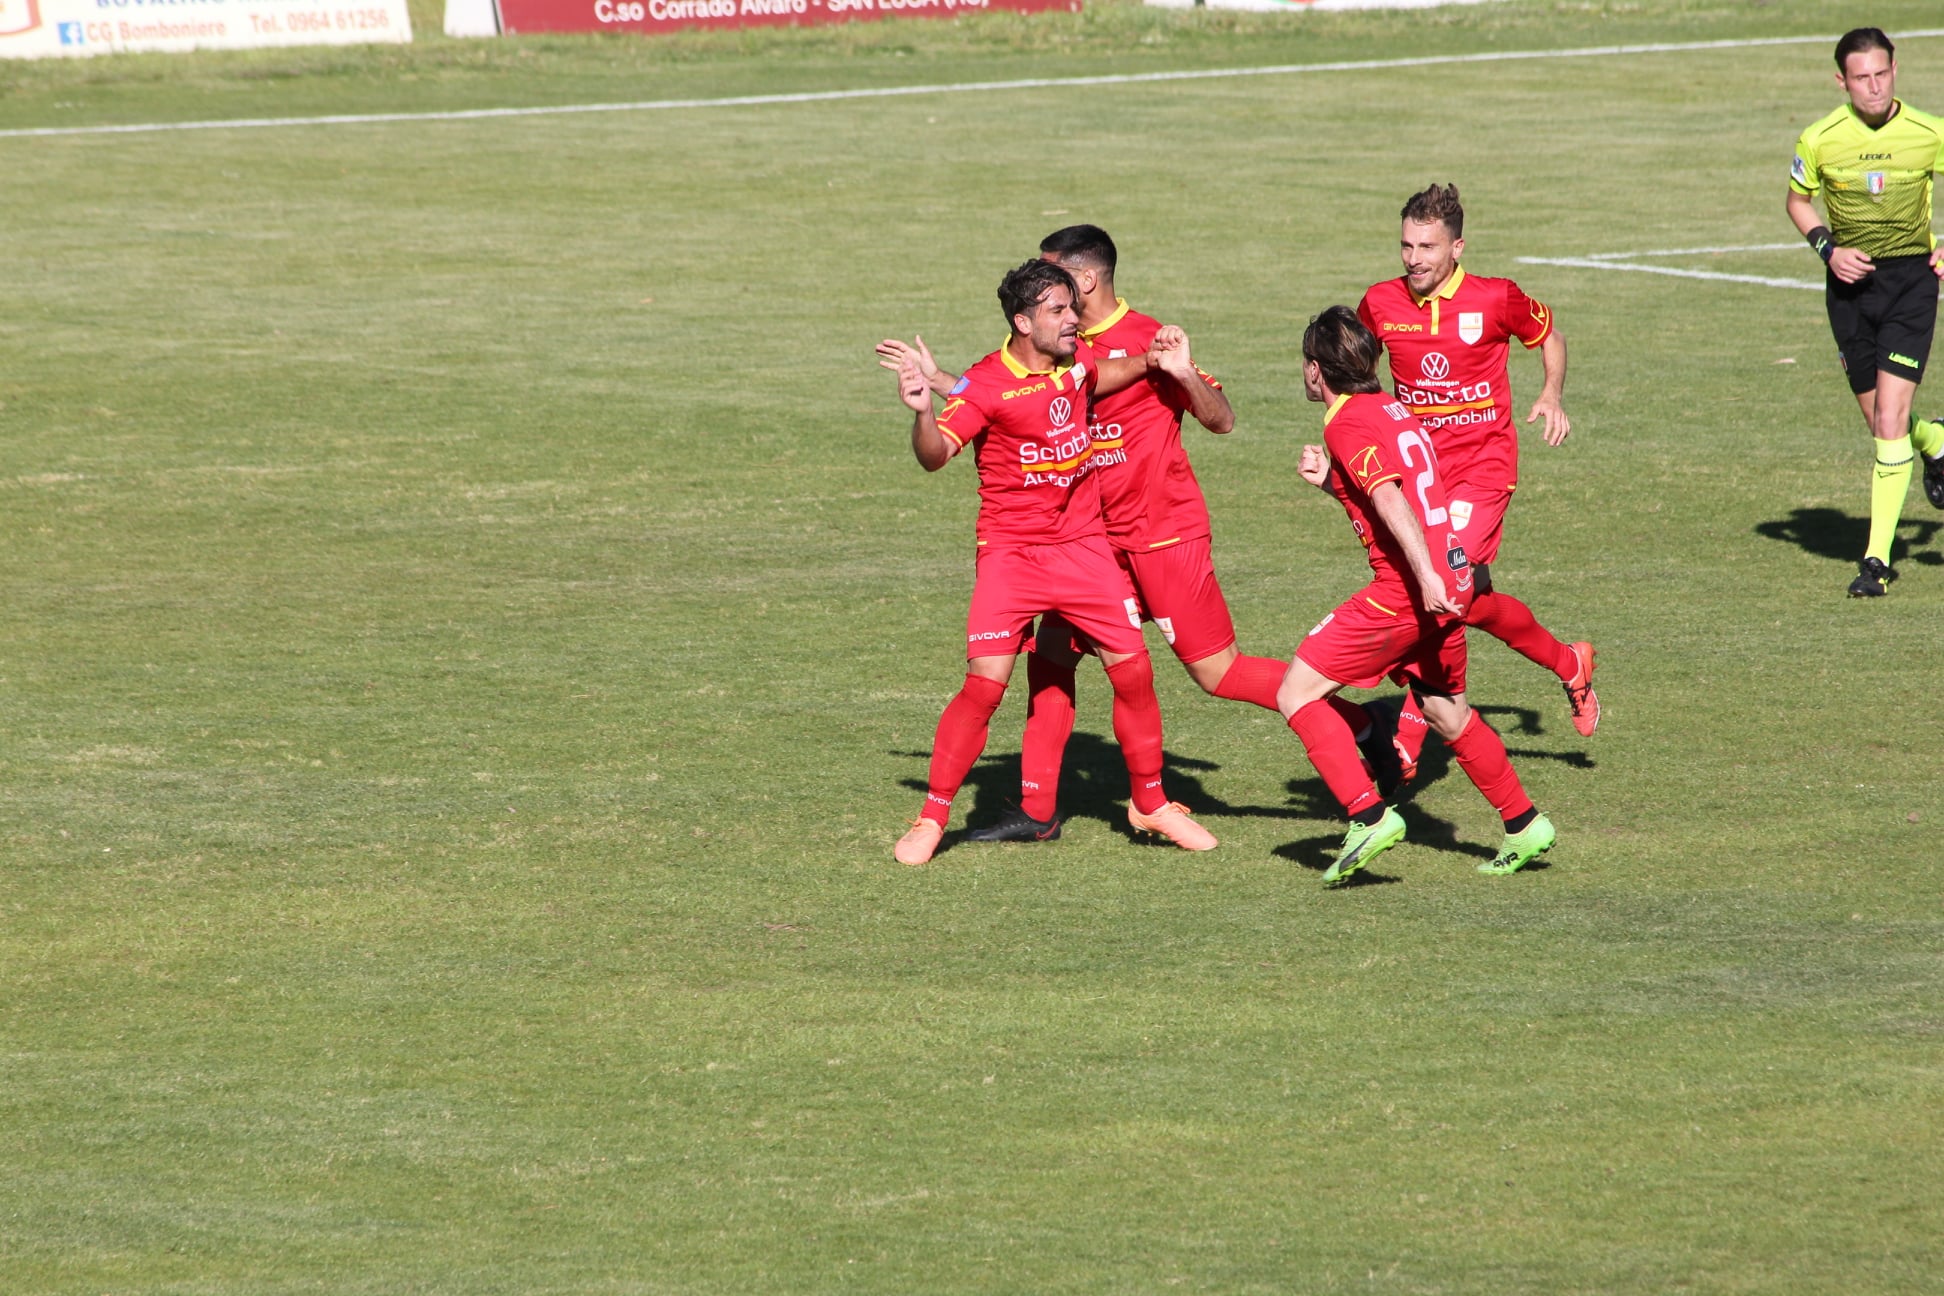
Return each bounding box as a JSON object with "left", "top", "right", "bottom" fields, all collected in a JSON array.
[{"left": 1805, "top": 225, "right": 1835, "bottom": 264}]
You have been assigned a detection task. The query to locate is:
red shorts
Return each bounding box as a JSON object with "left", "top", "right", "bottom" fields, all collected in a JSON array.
[
  {"left": 964, "top": 535, "right": 1146, "bottom": 660},
  {"left": 1443, "top": 481, "right": 1510, "bottom": 566},
  {"left": 1296, "top": 583, "right": 1468, "bottom": 693},
  {"left": 1118, "top": 538, "right": 1237, "bottom": 664}
]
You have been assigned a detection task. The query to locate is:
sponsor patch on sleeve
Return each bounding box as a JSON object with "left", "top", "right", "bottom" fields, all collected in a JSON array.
[
  {"left": 1350, "top": 444, "right": 1396, "bottom": 491},
  {"left": 1791, "top": 153, "right": 1808, "bottom": 185},
  {"left": 948, "top": 375, "right": 970, "bottom": 396}
]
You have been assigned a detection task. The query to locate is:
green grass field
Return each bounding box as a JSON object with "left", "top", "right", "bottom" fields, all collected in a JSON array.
[{"left": 3, "top": 2, "right": 1942, "bottom": 1291}]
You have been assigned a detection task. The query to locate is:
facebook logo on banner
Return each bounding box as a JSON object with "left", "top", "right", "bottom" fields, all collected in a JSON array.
[{"left": 59, "top": 21, "right": 86, "bottom": 43}]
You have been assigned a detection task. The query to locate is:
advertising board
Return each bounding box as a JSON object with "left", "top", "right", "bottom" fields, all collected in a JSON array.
[
  {"left": 447, "top": 0, "right": 1078, "bottom": 39},
  {"left": 0, "top": 0, "right": 412, "bottom": 57}
]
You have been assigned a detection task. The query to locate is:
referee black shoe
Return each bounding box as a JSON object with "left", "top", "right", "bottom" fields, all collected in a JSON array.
[
  {"left": 1848, "top": 556, "right": 1892, "bottom": 598},
  {"left": 965, "top": 804, "right": 1062, "bottom": 843},
  {"left": 1923, "top": 450, "right": 1944, "bottom": 510}
]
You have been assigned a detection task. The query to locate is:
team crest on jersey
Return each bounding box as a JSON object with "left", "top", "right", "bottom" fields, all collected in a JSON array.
[
  {"left": 1108, "top": 348, "right": 1128, "bottom": 359},
  {"left": 1866, "top": 171, "right": 1887, "bottom": 197},
  {"left": 1458, "top": 312, "right": 1483, "bottom": 345},
  {"left": 1449, "top": 499, "right": 1473, "bottom": 532}
]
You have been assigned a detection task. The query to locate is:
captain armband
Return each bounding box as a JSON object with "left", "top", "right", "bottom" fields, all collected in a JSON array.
[{"left": 1805, "top": 225, "right": 1835, "bottom": 265}]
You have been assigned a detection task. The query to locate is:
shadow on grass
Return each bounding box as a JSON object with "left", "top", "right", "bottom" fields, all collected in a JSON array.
[
  {"left": 893, "top": 692, "right": 1582, "bottom": 869},
  {"left": 898, "top": 731, "right": 1261, "bottom": 853},
  {"left": 1755, "top": 507, "right": 1944, "bottom": 568}
]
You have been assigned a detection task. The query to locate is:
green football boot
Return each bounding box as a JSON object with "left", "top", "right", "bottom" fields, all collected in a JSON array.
[
  {"left": 1479, "top": 813, "right": 1556, "bottom": 875},
  {"left": 1323, "top": 806, "right": 1406, "bottom": 888}
]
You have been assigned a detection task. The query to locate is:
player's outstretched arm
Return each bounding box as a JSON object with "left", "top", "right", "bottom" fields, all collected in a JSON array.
[
  {"left": 1297, "top": 444, "right": 1332, "bottom": 489},
  {"left": 1526, "top": 331, "right": 1571, "bottom": 447},
  {"left": 1149, "top": 327, "right": 1235, "bottom": 434},
  {"left": 897, "top": 355, "right": 953, "bottom": 471},
  {"left": 877, "top": 336, "right": 961, "bottom": 397},
  {"left": 1369, "top": 481, "right": 1462, "bottom": 617}
]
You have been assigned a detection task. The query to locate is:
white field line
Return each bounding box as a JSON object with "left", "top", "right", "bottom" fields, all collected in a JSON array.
[
  {"left": 1580, "top": 243, "right": 1805, "bottom": 260},
  {"left": 3, "top": 29, "right": 1942, "bottom": 140},
  {"left": 1516, "top": 256, "right": 1822, "bottom": 291}
]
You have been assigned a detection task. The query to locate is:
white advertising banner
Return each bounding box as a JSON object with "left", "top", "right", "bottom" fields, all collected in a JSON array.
[{"left": 0, "top": 0, "right": 412, "bottom": 58}]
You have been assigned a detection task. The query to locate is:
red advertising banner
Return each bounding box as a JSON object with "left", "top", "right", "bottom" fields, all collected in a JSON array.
[{"left": 492, "top": 0, "right": 1078, "bottom": 36}]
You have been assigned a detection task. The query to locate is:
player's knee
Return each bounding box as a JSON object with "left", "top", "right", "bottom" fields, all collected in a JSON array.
[
  {"left": 1420, "top": 694, "right": 1470, "bottom": 740},
  {"left": 1102, "top": 651, "right": 1154, "bottom": 694}
]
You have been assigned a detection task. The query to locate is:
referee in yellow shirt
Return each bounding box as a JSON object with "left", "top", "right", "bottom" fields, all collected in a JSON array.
[{"left": 1787, "top": 27, "right": 1944, "bottom": 597}]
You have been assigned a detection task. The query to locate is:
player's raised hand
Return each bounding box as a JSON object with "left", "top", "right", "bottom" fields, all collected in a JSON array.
[
  {"left": 1526, "top": 396, "right": 1572, "bottom": 447},
  {"left": 1147, "top": 325, "right": 1192, "bottom": 375},
  {"left": 877, "top": 335, "right": 941, "bottom": 377},
  {"left": 1298, "top": 443, "right": 1332, "bottom": 488},
  {"left": 897, "top": 355, "right": 933, "bottom": 412}
]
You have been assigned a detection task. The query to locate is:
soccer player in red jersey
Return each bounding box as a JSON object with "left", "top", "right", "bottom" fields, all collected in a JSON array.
[
  {"left": 1281, "top": 307, "right": 1556, "bottom": 885},
  {"left": 885, "top": 259, "right": 1217, "bottom": 866},
  {"left": 1357, "top": 184, "right": 1598, "bottom": 783},
  {"left": 880, "top": 226, "right": 1295, "bottom": 843}
]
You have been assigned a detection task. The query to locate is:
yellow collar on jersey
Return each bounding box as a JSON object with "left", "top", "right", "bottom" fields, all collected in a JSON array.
[
  {"left": 1412, "top": 264, "right": 1467, "bottom": 309},
  {"left": 999, "top": 336, "right": 1082, "bottom": 384},
  {"left": 1322, "top": 393, "right": 1352, "bottom": 425},
  {"left": 1080, "top": 297, "right": 1131, "bottom": 341}
]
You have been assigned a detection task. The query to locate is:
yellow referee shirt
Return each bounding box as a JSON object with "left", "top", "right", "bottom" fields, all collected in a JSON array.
[{"left": 1791, "top": 99, "right": 1944, "bottom": 259}]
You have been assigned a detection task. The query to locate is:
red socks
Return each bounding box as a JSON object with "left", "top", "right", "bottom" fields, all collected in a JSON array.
[
  {"left": 1288, "top": 699, "right": 1381, "bottom": 818},
  {"left": 1467, "top": 590, "right": 1577, "bottom": 681},
  {"left": 921, "top": 673, "right": 1008, "bottom": 825},
  {"left": 1327, "top": 695, "right": 1374, "bottom": 742},
  {"left": 1211, "top": 654, "right": 1288, "bottom": 712},
  {"left": 1448, "top": 710, "right": 1534, "bottom": 824},
  {"left": 1103, "top": 654, "right": 1170, "bottom": 815},
  {"left": 1395, "top": 690, "right": 1430, "bottom": 767},
  {"left": 1020, "top": 653, "right": 1077, "bottom": 821}
]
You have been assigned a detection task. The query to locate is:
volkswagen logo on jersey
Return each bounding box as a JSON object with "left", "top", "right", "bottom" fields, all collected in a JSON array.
[
  {"left": 1048, "top": 396, "right": 1073, "bottom": 429},
  {"left": 1420, "top": 352, "right": 1451, "bottom": 381}
]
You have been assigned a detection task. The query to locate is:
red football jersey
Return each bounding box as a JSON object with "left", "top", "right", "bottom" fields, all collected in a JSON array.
[
  {"left": 934, "top": 337, "right": 1107, "bottom": 547},
  {"left": 1356, "top": 266, "right": 1552, "bottom": 492},
  {"left": 1080, "top": 300, "right": 1223, "bottom": 552},
  {"left": 1322, "top": 392, "right": 1472, "bottom": 615}
]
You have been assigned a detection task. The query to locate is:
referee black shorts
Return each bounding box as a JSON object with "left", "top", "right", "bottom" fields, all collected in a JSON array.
[{"left": 1826, "top": 253, "right": 1940, "bottom": 395}]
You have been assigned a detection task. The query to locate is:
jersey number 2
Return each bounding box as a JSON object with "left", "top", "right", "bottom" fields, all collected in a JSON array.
[{"left": 1394, "top": 429, "right": 1448, "bottom": 527}]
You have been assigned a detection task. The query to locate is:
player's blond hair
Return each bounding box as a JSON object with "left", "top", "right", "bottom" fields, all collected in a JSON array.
[{"left": 1401, "top": 184, "right": 1464, "bottom": 239}]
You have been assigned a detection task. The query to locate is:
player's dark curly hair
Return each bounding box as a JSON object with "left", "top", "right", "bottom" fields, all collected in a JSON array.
[
  {"left": 1401, "top": 183, "right": 1464, "bottom": 239},
  {"left": 998, "top": 259, "right": 1078, "bottom": 329},
  {"left": 1301, "top": 306, "right": 1385, "bottom": 396},
  {"left": 1835, "top": 27, "right": 1894, "bottom": 70},
  {"left": 1038, "top": 224, "right": 1118, "bottom": 275}
]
